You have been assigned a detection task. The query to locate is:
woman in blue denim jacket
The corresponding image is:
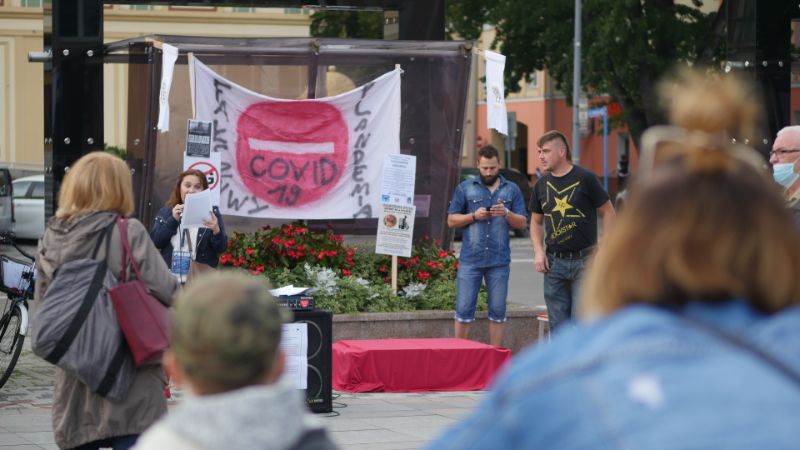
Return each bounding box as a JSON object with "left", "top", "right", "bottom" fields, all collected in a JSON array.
[
  {"left": 150, "top": 169, "right": 227, "bottom": 280},
  {"left": 428, "top": 135, "right": 800, "bottom": 448}
]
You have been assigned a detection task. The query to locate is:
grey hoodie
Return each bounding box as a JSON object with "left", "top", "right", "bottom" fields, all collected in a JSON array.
[{"left": 133, "top": 378, "right": 338, "bottom": 450}]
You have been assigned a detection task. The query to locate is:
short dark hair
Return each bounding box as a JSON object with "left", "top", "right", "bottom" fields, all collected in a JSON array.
[
  {"left": 477, "top": 145, "right": 500, "bottom": 161},
  {"left": 537, "top": 130, "right": 571, "bottom": 161}
]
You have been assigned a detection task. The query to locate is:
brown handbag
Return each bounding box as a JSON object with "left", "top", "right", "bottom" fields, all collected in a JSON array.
[
  {"left": 183, "top": 230, "right": 215, "bottom": 284},
  {"left": 109, "top": 217, "right": 169, "bottom": 366}
]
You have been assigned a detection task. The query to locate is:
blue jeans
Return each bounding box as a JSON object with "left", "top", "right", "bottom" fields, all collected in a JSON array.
[
  {"left": 455, "top": 264, "right": 510, "bottom": 323},
  {"left": 543, "top": 254, "right": 588, "bottom": 332},
  {"left": 68, "top": 435, "right": 139, "bottom": 450}
]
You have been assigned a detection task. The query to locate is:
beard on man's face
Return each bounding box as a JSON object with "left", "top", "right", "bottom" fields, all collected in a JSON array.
[{"left": 481, "top": 173, "right": 499, "bottom": 186}]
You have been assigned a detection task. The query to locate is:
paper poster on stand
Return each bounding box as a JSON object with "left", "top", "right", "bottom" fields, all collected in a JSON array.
[
  {"left": 375, "top": 204, "right": 416, "bottom": 258},
  {"left": 280, "top": 322, "right": 308, "bottom": 390},
  {"left": 184, "top": 119, "right": 220, "bottom": 207},
  {"left": 380, "top": 154, "right": 416, "bottom": 206}
]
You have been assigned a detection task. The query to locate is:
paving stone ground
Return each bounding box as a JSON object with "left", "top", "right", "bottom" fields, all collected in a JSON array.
[{"left": 0, "top": 339, "right": 485, "bottom": 449}]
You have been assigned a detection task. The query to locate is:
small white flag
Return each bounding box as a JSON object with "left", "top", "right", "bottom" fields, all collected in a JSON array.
[
  {"left": 156, "top": 43, "right": 179, "bottom": 133},
  {"left": 485, "top": 50, "right": 508, "bottom": 136}
]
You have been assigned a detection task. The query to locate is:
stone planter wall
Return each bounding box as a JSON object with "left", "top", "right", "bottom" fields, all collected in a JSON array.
[{"left": 333, "top": 306, "right": 547, "bottom": 354}]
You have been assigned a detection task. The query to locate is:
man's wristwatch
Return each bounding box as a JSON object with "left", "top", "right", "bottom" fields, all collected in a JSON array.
[
  {"left": 472, "top": 211, "right": 477, "bottom": 221},
  {"left": 504, "top": 208, "right": 509, "bottom": 218}
]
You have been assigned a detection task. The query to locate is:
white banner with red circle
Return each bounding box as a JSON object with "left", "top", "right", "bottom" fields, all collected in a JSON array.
[{"left": 190, "top": 57, "right": 401, "bottom": 219}]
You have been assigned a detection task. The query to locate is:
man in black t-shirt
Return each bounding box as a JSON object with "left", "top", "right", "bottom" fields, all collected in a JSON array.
[{"left": 530, "top": 130, "right": 615, "bottom": 331}]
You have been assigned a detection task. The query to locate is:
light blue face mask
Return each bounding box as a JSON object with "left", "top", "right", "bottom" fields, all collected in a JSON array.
[{"left": 773, "top": 163, "right": 799, "bottom": 188}]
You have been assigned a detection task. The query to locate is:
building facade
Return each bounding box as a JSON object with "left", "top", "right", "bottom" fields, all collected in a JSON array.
[{"left": 0, "top": 2, "right": 310, "bottom": 174}]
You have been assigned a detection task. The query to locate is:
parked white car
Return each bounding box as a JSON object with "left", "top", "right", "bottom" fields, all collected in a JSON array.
[{"left": 11, "top": 175, "right": 44, "bottom": 240}]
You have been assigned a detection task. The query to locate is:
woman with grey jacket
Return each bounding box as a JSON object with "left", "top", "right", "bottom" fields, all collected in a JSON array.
[{"left": 35, "top": 152, "right": 179, "bottom": 450}]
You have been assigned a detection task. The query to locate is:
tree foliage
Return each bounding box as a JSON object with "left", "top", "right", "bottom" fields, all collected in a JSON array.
[
  {"left": 310, "top": 10, "right": 383, "bottom": 39},
  {"left": 447, "top": 0, "right": 725, "bottom": 148}
]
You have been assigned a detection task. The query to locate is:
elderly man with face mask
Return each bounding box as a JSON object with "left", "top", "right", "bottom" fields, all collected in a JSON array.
[{"left": 770, "top": 126, "right": 800, "bottom": 228}]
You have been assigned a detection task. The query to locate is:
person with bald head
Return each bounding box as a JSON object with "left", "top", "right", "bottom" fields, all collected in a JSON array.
[{"left": 770, "top": 126, "right": 800, "bottom": 228}]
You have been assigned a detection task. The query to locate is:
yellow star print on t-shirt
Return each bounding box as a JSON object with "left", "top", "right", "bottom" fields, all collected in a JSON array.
[
  {"left": 552, "top": 195, "right": 574, "bottom": 217},
  {"left": 542, "top": 180, "right": 587, "bottom": 234}
]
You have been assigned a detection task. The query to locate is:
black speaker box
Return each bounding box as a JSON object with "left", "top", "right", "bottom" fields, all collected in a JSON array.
[{"left": 292, "top": 310, "right": 332, "bottom": 414}]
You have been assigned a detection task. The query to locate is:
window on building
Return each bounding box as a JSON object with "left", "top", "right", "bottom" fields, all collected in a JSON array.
[
  {"left": 526, "top": 72, "right": 538, "bottom": 89},
  {"left": 129, "top": 5, "right": 154, "bottom": 10},
  {"left": 617, "top": 133, "right": 630, "bottom": 176},
  {"left": 233, "top": 7, "right": 255, "bottom": 13},
  {"left": 21, "top": 0, "right": 42, "bottom": 6},
  {"left": 284, "top": 7, "right": 305, "bottom": 14}
]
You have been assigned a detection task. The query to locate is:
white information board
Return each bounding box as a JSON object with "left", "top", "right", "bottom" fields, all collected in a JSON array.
[
  {"left": 184, "top": 119, "right": 221, "bottom": 207},
  {"left": 375, "top": 204, "right": 416, "bottom": 258},
  {"left": 380, "top": 154, "right": 416, "bottom": 206}
]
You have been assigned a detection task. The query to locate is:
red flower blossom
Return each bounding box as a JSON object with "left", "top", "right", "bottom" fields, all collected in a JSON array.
[
  {"left": 341, "top": 268, "right": 351, "bottom": 276},
  {"left": 246, "top": 248, "right": 254, "bottom": 255},
  {"left": 418, "top": 271, "right": 430, "bottom": 280},
  {"left": 379, "top": 266, "right": 387, "bottom": 273},
  {"left": 426, "top": 261, "right": 443, "bottom": 269},
  {"left": 438, "top": 250, "right": 449, "bottom": 258}
]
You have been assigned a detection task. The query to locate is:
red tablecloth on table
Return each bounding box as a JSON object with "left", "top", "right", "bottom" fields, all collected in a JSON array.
[{"left": 332, "top": 338, "right": 512, "bottom": 393}]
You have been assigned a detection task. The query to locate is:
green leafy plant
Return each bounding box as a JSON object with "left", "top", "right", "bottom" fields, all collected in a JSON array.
[
  {"left": 220, "top": 223, "right": 484, "bottom": 315},
  {"left": 221, "top": 224, "right": 355, "bottom": 277}
]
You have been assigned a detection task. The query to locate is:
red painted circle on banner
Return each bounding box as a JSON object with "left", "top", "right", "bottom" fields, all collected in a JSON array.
[
  {"left": 188, "top": 161, "right": 220, "bottom": 191},
  {"left": 236, "top": 101, "right": 349, "bottom": 207}
]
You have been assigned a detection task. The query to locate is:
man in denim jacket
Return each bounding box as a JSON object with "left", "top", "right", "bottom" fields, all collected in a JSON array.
[{"left": 447, "top": 145, "right": 527, "bottom": 346}]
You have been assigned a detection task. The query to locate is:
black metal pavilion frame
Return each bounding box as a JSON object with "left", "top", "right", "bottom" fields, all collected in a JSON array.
[
  {"left": 109, "top": 36, "right": 472, "bottom": 240},
  {"left": 40, "top": 1, "right": 800, "bottom": 231},
  {"left": 42, "top": 0, "right": 472, "bottom": 243}
]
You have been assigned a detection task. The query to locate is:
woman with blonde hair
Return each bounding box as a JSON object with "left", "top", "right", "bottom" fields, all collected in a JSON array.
[
  {"left": 427, "top": 70, "right": 800, "bottom": 449},
  {"left": 36, "top": 151, "right": 178, "bottom": 450}
]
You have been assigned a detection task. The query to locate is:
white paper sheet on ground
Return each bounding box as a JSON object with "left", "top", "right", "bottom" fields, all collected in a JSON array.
[
  {"left": 280, "top": 323, "right": 308, "bottom": 390},
  {"left": 182, "top": 189, "right": 212, "bottom": 227}
]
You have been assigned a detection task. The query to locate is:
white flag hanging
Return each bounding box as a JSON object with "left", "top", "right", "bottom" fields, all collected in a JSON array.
[
  {"left": 485, "top": 50, "right": 508, "bottom": 136},
  {"left": 156, "top": 43, "right": 179, "bottom": 133},
  {"left": 190, "top": 58, "right": 401, "bottom": 219}
]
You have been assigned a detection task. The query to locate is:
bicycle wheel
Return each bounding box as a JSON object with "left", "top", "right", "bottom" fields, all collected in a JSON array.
[{"left": 0, "top": 305, "right": 25, "bottom": 389}]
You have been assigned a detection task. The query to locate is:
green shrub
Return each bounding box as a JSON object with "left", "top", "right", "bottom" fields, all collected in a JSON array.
[{"left": 220, "top": 223, "right": 487, "bottom": 314}]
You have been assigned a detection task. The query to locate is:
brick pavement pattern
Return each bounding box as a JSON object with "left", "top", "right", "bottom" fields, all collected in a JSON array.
[{"left": 0, "top": 341, "right": 485, "bottom": 450}]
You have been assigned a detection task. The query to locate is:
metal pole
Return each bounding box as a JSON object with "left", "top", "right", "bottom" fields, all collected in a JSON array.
[
  {"left": 603, "top": 109, "right": 608, "bottom": 192},
  {"left": 572, "top": 0, "right": 582, "bottom": 164}
]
